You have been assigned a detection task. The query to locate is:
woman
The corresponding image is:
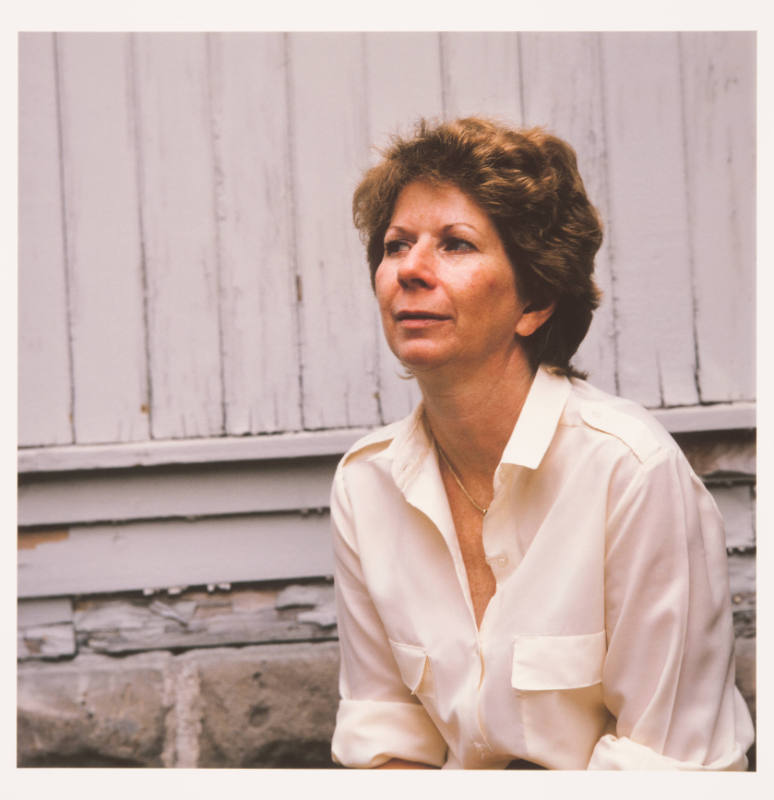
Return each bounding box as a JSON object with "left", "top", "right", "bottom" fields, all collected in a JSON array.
[{"left": 329, "top": 117, "right": 754, "bottom": 769}]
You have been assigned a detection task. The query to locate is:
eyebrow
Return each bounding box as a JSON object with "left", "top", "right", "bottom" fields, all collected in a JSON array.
[{"left": 384, "top": 222, "right": 480, "bottom": 237}]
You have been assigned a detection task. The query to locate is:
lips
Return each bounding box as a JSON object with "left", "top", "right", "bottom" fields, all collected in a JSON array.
[{"left": 394, "top": 310, "right": 450, "bottom": 321}]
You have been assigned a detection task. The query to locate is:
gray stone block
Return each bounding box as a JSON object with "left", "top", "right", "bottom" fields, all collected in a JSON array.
[
  {"left": 188, "top": 641, "right": 340, "bottom": 768},
  {"left": 17, "top": 631, "right": 753, "bottom": 769},
  {"left": 17, "top": 651, "right": 172, "bottom": 767}
]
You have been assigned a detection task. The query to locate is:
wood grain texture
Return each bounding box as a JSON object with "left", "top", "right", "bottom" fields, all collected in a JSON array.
[
  {"left": 208, "top": 33, "right": 302, "bottom": 434},
  {"left": 18, "top": 512, "right": 334, "bottom": 598},
  {"left": 18, "top": 32, "right": 757, "bottom": 455},
  {"left": 363, "top": 32, "right": 442, "bottom": 423},
  {"left": 56, "top": 33, "right": 150, "bottom": 444},
  {"left": 18, "top": 33, "right": 73, "bottom": 446},
  {"left": 18, "top": 598, "right": 76, "bottom": 660},
  {"left": 600, "top": 32, "right": 699, "bottom": 408},
  {"left": 73, "top": 583, "right": 336, "bottom": 655},
  {"left": 133, "top": 33, "right": 224, "bottom": 439},
  {"left": 679, "top": 32, "right": 756, "bottom": 403},
  {"left": 18, "top": 622, "right": 76, "bottom": 660},
  {"left": 519, "top": 32, "right": 618, "bottom": 394},
  {"left": 440, "top": 32, "right": 522, "bottom": 123},
  {"left": 287, "top": 33, "right": 380, "bottom": 429},
  {"left": 18, "top": 599, "right": 77, "bottom": 658}
]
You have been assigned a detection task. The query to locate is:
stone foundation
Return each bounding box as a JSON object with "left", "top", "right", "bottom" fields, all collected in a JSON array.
[{"left": 18, "top": 641, "right": 340, "bottom": 768}]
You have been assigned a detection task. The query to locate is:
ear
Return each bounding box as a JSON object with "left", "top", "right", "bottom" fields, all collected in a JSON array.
[{"left": 515, "top": 301, "right": 556, "bottom": 337}]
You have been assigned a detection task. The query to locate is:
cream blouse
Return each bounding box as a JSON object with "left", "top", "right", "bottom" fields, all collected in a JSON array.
[{"left": 330, "top": 366, "right": 754, "bottom": 769}]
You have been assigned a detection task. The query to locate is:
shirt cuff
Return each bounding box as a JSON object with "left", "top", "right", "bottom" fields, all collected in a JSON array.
[
  {"left": 587, "top": 734, "right": 749, "bottom": 771},
  {"left": 331, "top": 698, "right": 448, "bottom": 768}
]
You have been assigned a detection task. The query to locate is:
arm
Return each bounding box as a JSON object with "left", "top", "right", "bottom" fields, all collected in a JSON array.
[
  {"left": 588, "top": 449, "right": 754, "bottom": 769},
  {"left": 330, "top": 463, "right": 447, "bottom": 769}
]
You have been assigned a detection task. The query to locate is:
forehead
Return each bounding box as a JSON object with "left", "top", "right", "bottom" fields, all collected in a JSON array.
[{"left": 389, "top": 180, "right": 493, "bottom": 230}]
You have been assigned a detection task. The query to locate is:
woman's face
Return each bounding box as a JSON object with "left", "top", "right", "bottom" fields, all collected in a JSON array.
[{"left": 375, "top": 180, "right": 535, "bottom": 376}]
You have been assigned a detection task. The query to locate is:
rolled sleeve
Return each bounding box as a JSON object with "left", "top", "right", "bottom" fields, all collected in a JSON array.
[
  {"left": 332, "top": 699, "right": 448, "bottom": 768},
  {"left": 330, "top": 463, "right": 447, "bottom": 768},
  {"left": 591, "top": 449, "right": 754, "bottom": 770},
  {"left": 589, "top": 732, "right": 748, "bottom": 771}
]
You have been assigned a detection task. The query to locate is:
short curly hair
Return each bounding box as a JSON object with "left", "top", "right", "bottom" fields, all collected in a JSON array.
[{"left": 352, "top": 117, "right": 603, "bottom": 378}]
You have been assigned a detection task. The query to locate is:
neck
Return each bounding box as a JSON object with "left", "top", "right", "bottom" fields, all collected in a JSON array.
[{"left": 417, "top": 350, "right": 536, "bottom": 481}]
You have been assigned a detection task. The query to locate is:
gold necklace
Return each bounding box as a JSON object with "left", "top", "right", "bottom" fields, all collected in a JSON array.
[{"left": 435, "top": 441, "right": 489, "bottom": 516}]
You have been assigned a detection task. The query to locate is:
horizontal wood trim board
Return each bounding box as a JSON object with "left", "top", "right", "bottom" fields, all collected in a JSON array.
[
  {"left": 18, "top": 597, "right": 74, "bottom": 627},
  {"left": 17, "top": 402, "right": 756, "bottom": 474},
  {"left": 18, "top": 512, "right": 333, "bottom": 600},
  {"left": 17, "top": 482, "right": 752, "bottom": 600},
  {"left": 17, "top": 427, "right": 374, "bottom": 473},
  {"left": 19, "top": 458, "right": 338, "bottom": 527},
  {"left": 18, "top": 453, "right": 754, "bottom": 531}
]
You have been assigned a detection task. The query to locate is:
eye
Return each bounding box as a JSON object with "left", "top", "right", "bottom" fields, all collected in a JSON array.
[
  {"left": 444, "top": 237, "right": 476, "bottom": 253},
  {"left": 384, "top": 239, "right": 410, "bottom": 256}
]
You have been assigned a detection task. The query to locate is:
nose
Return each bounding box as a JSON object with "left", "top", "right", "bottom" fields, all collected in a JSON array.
[{"left": 397, "top": 240, "right": 437, "bottom": 289}]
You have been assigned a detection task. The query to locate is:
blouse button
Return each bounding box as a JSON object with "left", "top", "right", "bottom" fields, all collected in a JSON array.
[{"left": 495, "top": 555, "right": 508, "bottom": 567}]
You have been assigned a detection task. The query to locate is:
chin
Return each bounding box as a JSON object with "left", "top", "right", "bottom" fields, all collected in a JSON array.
[{"left": 392, "top": 345, "right": 453, "bottom": 372}]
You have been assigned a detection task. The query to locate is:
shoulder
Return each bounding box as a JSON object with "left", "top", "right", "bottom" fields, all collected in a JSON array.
[
  {"left": 338, "top": 421, "right": 402, "bottom": 467},
  {"left": 331, "top": 411, "right": 417, "bottom": 523},
  {"left": 563, "top": 378, "right": 678, "bottom": 466},
  {"left": 336, "top": 404, "right": 422, "bottom": 473}
]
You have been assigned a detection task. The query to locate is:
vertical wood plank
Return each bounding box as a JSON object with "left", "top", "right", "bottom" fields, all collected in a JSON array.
[
  {"left": 440, "top": 32, "right": 522, "bottom": 124},
  {"left": 133, "top": 33, "right": 224, "bottom": 439},
  {"left": 363, "top": 32, "right": 444, "bottom": 422},
  {"left": 18, "top": 33, "right": 73, "bottom": 446},
  {"left": 287, "top": 33, "right": 380, "bottom": 429},
  {"left": 680, "top": 32, "right": 756, "bottom": 403},
  {"left": 600, "top": 33, "right": 699, "bottom": 408},
  {"left": 519, "top": 32, "right": 617, "bottom": 394},
  {"left": 364, "top": 32, "right": 444, "bottom": 153},
  {"left": 56, "top": 33, "right": 150, "bottom": 444},
  {"left": 208, "top": 33, "right": 301, "bottom": 434}
]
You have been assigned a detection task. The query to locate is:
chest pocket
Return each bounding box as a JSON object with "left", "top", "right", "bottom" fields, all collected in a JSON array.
[
  {"left": 511, "top": 631, "right": 606, "bottom": 691},
  {"left": 389, "top": 639, "right": 434, "bottom": 697}
]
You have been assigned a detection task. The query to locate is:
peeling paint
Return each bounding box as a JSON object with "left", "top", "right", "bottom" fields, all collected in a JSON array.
[{"left": 18, "top": 528, "right": 69, "bottom": 550}]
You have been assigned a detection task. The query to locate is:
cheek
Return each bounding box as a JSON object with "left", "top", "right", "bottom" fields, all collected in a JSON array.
[
  {"left": 374, "top": 268, "right": 393, "bottom": 312},
  {"left": 477, "top": 274, "right": 521, "bottom": 326},
  {"left": 478, "top": 272, "right": 517, "bottom": 305}
]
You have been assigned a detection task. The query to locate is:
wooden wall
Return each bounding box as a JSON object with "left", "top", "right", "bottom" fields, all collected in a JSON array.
[
  {"left": 18, "top": 31, "right": 756, "bottom": 604},
  {"left": 19, "top": 31, "right": 756, "bottom": 451},
  {"left": 17, "top": 35, "right": 757, "bottom": 764}
]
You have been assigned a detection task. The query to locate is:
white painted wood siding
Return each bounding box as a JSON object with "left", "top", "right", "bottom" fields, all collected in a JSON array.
[
  {"left": 601, "top": 33, "right": 699, "bottom": 407},
  {"left": 287, "top": 33, "right": 380, "bottom": 429},
  {"left": 518, "top": 32, "right": 617, "bottom": 394},
  {"left": 19, "top": 32, "right": 756, "bottom": 449},
  {"left": 18, "top": 33, "right": 72, "bottom": 446},
  {"left": 133, "top": 33, "right": 225, "bottom": 440},
  {"left": 208, "top": 33, "right": 302, "bottom": 434},
  {"left": 56, "top": 33, "right": 150, "bottom": 444},
  {"left": 679, "top": 32, "right": 756, "bottom": 403}
]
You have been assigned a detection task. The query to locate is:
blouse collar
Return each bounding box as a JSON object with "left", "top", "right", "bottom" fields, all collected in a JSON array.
[{"left": 364, "top": 365, "right": 572, "bottom": 482}]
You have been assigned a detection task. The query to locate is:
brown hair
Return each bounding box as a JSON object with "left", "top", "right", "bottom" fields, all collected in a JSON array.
[{"left": 352, "top": 117, "right": 603, "bottom": 378}]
